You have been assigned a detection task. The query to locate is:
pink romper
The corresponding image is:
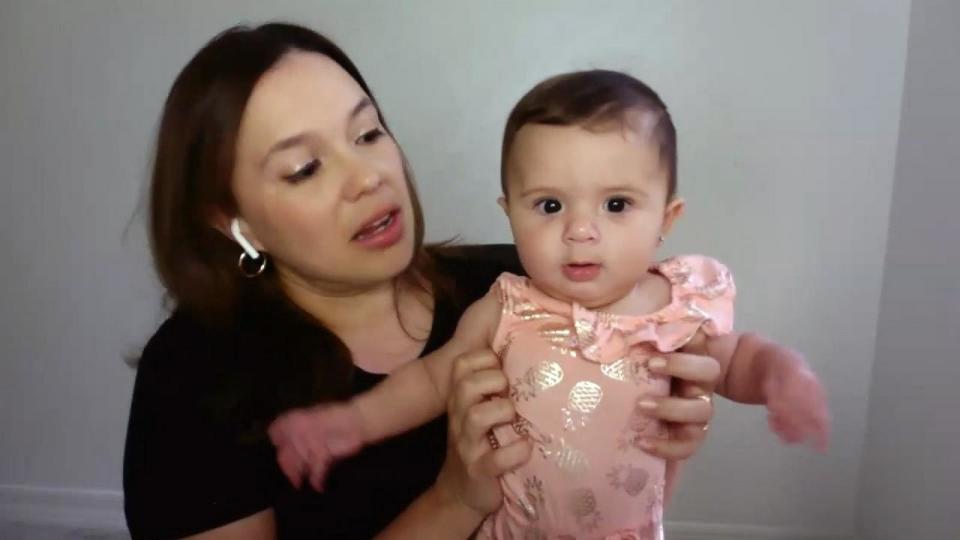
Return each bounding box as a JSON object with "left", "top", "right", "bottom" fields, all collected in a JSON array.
[{"left": 479, "top": 255, "right": 735, "bottom": 540}]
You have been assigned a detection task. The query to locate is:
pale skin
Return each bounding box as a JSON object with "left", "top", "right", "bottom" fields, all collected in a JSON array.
[
  {"left": 189, "top": 51, "right": 722, "bottom": 539},
  {"left": 269, "top": 119, "right": 832, "bottom": 498}
]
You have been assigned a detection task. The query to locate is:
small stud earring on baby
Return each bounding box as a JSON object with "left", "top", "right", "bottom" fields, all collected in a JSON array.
[{"left": 657, "top": 235, "right": 665, "bottom": 246}]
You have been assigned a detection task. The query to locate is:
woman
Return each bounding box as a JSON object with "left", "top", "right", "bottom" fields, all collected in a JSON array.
[{"left": 122, "top": 22, "right": 720, "bottom": 539}]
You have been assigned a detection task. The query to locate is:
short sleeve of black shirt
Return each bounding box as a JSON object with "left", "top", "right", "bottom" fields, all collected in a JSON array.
[{"left": 122, "top": 244, "right": 521, "bottom": 539}]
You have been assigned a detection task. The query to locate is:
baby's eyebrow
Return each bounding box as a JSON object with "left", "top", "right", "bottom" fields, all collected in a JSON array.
[
  {"left": 519, "top": 186, "right": 561, "bottom": 198},
  {"left": 601, "top": 184, "right": 649, "bottom": 195}
]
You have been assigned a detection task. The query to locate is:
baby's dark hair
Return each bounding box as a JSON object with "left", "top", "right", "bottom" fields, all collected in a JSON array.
[{"left": 501, "top": 69, "right": 677, "bottom": 199}]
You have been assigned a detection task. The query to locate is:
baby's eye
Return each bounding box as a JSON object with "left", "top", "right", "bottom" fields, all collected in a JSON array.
[
  {"left": 535, "top": 198, "right": 563, "bottom": 215},
  {"left": 605, "top": 197, "right": 632, "bottom": 213},
  {"left": 283, "top": 158, "right": 321, "bottom": 183}
]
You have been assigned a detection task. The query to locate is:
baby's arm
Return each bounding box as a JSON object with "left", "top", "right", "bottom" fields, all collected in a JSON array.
[
  {"left": 682, "top": 332, "right": 794, "bottom": 403},
  {"left": 269, "top": 291, "right": 503, "bottom": 489},
  {"left": 351, "top": 291, "right": 503, "bottom": 443},
  {"left": 682, "top": 332, "right": 830, "bottom": 450}
]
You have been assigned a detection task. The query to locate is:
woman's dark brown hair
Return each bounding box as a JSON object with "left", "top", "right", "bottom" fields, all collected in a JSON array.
[
  {"left": 500, "top": 69, "right": 678, "bottom": 200},
  {"left": 150, "top": 22, "right": 432, "bottom": 324}
]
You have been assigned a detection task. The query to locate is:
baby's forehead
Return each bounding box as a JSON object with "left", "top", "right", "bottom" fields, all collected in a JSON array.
[
  {"left": 505, "top": 121, "right": 666, "bottom": 185},
  {"left": 515, "top": 111, "right": 663, "bottom": 154}
]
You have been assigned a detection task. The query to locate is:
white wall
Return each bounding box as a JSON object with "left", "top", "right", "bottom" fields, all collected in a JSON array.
[
  {"left": 0, "top": 1, "right": 912, "bottom": 537},
  {"left": 857, "top": 1, "right": 960, "bottom": 538}
]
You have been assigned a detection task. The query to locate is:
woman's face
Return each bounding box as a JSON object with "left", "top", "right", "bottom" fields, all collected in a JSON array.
[{"left": 231, "top": 51, "right": 415, "bottom": 293}]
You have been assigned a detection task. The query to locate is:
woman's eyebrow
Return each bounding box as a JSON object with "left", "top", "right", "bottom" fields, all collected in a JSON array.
[{"left": 261, "top": 132, "right": 313, "bottom": 168}]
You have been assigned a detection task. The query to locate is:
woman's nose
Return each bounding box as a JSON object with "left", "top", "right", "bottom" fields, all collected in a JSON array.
[{"left": 343, "top": 157, "right": 383, "bottom": 200}]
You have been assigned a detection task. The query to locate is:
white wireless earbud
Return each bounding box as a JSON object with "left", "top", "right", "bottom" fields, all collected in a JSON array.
[{"left": 230, "top": 218, "right": 262, "bottom": 260}]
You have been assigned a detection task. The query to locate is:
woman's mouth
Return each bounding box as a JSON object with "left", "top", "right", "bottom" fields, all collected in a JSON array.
[{"left": 353, "top": 208, "right": 403, "bottom": 249}]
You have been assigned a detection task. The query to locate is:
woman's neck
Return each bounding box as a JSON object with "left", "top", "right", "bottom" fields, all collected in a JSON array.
[
  {"left": 277, "top": 267, "right": 435, "bottom": 371},
  {"left": 279, "top": 270, "right": 403, "bottom": 334}
]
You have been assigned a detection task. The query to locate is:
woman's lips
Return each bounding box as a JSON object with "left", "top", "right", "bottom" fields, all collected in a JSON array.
[{"left": 353, "top": 208, "right": 403, "bottom": 249}]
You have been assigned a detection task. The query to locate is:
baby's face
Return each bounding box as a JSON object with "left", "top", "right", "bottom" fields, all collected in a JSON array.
[{"left": 501, "top": 123, "right": 682, "bottom": 310}]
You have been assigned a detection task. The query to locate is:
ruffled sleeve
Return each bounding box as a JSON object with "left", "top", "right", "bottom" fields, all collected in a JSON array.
[{"left": 658, "top": 255, "right": 736, "bottom": 337}]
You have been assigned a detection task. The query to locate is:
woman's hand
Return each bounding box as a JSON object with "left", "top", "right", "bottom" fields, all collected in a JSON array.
[
  {"left": 640, "top": 351, "right": 722, "bottom": 504},
  {"left": 642, "top": 352, "right": 722, "bottom": 460},
  {"left": 434, "top": 349, "right": 532, "bottom": 521}
]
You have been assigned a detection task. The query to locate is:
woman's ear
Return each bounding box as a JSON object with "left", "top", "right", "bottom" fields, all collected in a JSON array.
[
  {"left": 209, "top": 208, "right": 234, "bottom": 240},
  {"left": 660, "top": 196, "right": 686, "bottom": 237},
  {"left": 209, "top": 209, "right": 265, "bottom": 256}
]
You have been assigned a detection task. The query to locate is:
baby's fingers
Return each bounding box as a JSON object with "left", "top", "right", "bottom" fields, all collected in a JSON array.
[
  {"left": 769, "top": 412, "right": 805, "bottom": 445},
  {"left": 277, "top": 444, "right": 306, "bottom": 489},
  {"left": 804, "top": 411, "right": 831, "bottom": 453},
  {"left": 267, "top": 414, "right": 295, "bottom": 445},
  {"left": 308, "top": 456, "right": 330, "bottom": 492}
]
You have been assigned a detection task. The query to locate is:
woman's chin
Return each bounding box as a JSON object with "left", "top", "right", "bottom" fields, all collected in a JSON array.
[{"left": 359, "top": 235, "right": 417, "bottom": 281}]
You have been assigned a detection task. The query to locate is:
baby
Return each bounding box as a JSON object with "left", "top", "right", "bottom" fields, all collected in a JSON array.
[{"left": 269, "top": 70, "right": 830, "bottom": 539}]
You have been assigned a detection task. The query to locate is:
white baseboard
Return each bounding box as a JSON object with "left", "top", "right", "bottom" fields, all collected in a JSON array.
[
  {"left": 666, "top": 521, "right": 855, "bottom": 540},
  {"left": 0, "top": 484, "right": 125, "bottom": 531},
  {"left": 0, "top": 484, "right": 854, "bottom": 540}
]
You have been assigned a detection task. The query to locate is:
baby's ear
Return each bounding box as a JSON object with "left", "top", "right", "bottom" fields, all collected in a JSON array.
[
  {"left": 661, "top": 197, "right": 686, "bottom": 236},
  {"left": 497, "top": 196, "right": 509, "bottom": 215}
]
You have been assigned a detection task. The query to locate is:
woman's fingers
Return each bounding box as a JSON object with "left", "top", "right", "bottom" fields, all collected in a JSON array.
[
  {"left": 635, "top": 352, "right": 721, "bottom": 462},
  {"left": 641, "top": 395, "right": 713, "bottom": 425},
  {"left": 434, "top": 349, "right": 529, "bottom": 517},
  {"left": 450, "top": 369, "right": 509, "bottom": 417},
  {"left": 649, "top": 352, "right": 722, "bottom": 390},
  {"left": 642, "top": 423, "right": 707, "bottom": 460},
  {"left": 461, "top": 397, "right": 515, "bottom": 443},
  {"left": 477, "top": 438, "right": 532, "bottom": 477},
  {"left": 450, "top": 350, "right": 502, "bottom": 390}
]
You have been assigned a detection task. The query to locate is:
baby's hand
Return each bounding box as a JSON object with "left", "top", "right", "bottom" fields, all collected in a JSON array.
[
  {"left": 268, "top": 402, "right": 366, "bottom": 491},
  {"left": 763, "top": 360, "right": 831, "bottom": 452}
]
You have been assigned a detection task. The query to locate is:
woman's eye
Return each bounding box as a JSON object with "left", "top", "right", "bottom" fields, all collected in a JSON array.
[
  {"left": 357, "top": 128, "right": 385, "bottom": 145},
  {"left": 535, "top": 198, "right": 563, "bottom": 214},
  {"left": 605, "top": 197, "right": 631, "bottom": 213},
  {"left": 283, "top": 158, "right": 320, "bottom": 183}
]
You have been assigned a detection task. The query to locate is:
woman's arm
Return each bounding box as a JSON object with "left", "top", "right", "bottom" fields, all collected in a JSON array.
[{"left": 183, "top": 510, "right": 277, "bottom": 540}]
